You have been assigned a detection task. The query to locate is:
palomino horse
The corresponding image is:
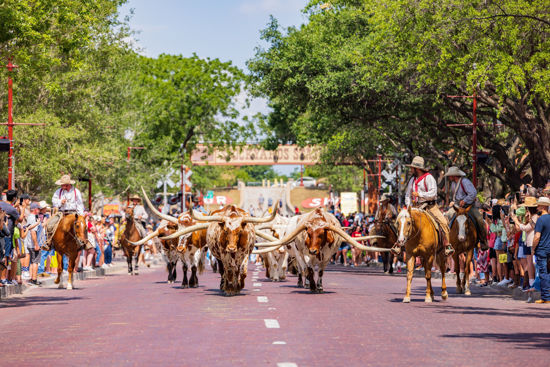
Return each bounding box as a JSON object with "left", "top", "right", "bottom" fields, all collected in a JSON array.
[
  {"left": 119, "top": 207, "right": 144, "bottom": 275},
  {"left": 369, "top": 210, "right": 397, "bottom": 274},
  {"left": 449, "top": 205, "right": 486, "bottom": 295},
  {"left": 52, "top": 213, "right": 89, "bottom": 290},
  {"left": 395, "top": 207, "right": 449, "bottom": 302}
]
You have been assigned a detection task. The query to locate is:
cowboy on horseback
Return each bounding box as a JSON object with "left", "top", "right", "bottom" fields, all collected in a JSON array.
[
  {"left": 444, "top": 166, "right": 488, "bottom": 248},
  {"left": 43, "top": 175, "right": 93, "bottom": 251},
  {"left": 375, "top": 193, "right": 397, "bottom": 222},
  {"left": 129, "top": 194, "right": 148, "bottom": 238},
  {"left": 404, "top": 156, "right": 454, "bottom": 256}
]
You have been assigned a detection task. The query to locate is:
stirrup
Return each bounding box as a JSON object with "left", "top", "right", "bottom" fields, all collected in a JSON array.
[
  {"left": 445, "top": 245, "right": 455, "bottom": 256},
  {"left": 390, "top": 243, "right": 402, "bottom": 255}
]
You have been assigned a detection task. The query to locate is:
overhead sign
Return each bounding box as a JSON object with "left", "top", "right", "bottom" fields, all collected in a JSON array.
[
  {"left": 191, "top": 144, "right": 321, "bottom": 166},
  {"left": 340, "top": 192, "right": 358, "bottom": 215},
  {"left": 204, "top": 195, "right": 233, "bottom": 205}
]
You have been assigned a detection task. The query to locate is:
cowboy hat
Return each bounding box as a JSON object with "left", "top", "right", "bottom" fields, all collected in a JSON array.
[
  {"left": 520, "top": 196, "right": 538, "bottom": 208},
  {"left": 129, "top": 194, "right": 142, "bottom": 202},
  {"left": 380, "top": 193, "right": 391, "bottom": 202},
  {"left": 444, "top": 166, "right": 466, "bottom": 177},
  {"left": 543, "top": 182, "right": 550, "bottom": 194},
  {"left": 496, "top": 198, "right": 506, "bottom": 206},
  {"left": 536, "top": 196, "right": 550, "bottom": 207},
  {"left": 406, "top": 156, "right": 428, "bottom": 171},
  {"left": 38, "top": 200, "right": 50, "bottom": 209},
  {"left": 55, "top": 174, "right": 75, "bottom": 185}
]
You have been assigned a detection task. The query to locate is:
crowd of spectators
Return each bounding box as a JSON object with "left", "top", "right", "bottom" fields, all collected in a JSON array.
[
  {"left": 0, "top": 189, "right": 120, "bottom": 288},
  {"left": 324, "top": 183, "right": 550, "bottom": 303}
]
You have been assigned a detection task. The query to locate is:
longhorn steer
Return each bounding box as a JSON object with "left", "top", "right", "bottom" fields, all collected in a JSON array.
[
  {"left": 164, "top": 205, "right": 277, "bottom": 296},
  {"left": 256, "top": 215, "right": 290, "bottom": 282},
  {"left": 254, "top": 208, "right": 388, "bottom": 293}
]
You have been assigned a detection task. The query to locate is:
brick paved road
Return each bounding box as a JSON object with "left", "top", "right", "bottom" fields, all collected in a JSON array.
[{"left": 1, "top": 263, "right": 549, "bottom": 366}]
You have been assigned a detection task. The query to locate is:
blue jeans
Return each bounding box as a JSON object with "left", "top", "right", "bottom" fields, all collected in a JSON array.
[
  {"left": 38, "top": 249, "right": 55, "bottom": 273},
  {"left": 95, "top": 244, "right": 102, "bottom": 266},
  {"left": 535, "top": 249, "right": 550, "bottom": 301},
  {"left": 104, "top": 245, "right": 112, "bottom": 264}
]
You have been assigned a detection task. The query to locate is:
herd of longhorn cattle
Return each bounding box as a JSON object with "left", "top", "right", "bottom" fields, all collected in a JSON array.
[{"left": 130, "top": 188, "right": 388, "bottom": 296}]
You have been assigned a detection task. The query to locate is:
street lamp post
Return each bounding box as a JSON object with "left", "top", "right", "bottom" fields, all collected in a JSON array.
[
  {"left": 1, "top": 59, "right": 46, "bottom": 189},
  {"left": 446, "top": 92, "right": 479, "bottom": 187}
]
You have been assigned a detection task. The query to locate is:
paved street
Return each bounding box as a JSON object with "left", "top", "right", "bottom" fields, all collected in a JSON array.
[{"left": 1, "top": 263, "right": 549, "bottom": 367}]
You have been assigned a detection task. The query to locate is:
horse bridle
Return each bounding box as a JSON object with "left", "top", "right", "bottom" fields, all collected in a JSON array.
[{"left": 68, "top": 215, "right": 88, "bottom": 248}]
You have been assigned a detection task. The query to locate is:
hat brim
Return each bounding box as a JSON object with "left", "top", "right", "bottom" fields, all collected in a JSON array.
[
  {"left": 444, "top": 171, "right": 466, "bottom": 177},
  {"left": 55, "top": 180, "right": 75, "bottom": 185},
  {"left": 520, "top": 203, "right": 538, "bottom": 208},
  {"left": 406, "top": 164, "right": 428, "bottom": 170}
]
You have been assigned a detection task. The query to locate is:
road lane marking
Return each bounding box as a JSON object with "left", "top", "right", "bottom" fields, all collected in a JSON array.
[
  {"left": 257, "top": 296, "right": 268, "bottom": 303},
  {"left": 268, "top": 307, "right": 276, "bottom": 310},
  {"left": 264, "top": 319, "right": 280, "bottom": 328},
  {"left": 253, "top": 282, "right": 262, "bottom": 287},
  {"left": 273, "top": 341, "right": 286, "bottom": 345},
  {"left": 277, "top": 363, "right": 297, "bottom": 367},
  {"left": 254, "top": 289, "right": 261, "bottom": 292}
]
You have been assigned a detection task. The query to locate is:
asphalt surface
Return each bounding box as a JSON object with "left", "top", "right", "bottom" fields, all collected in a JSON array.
[{"left": 1, "top": 262, "right": 549, "bottom": 366}]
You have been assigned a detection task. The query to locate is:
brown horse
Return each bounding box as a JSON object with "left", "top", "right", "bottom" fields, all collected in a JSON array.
[
  {"left": 369, "top": 209, "right": 397, "bottom": 274},
  {"left": 119, "top": 207, "right": 144, "bottom": 275},
  {"left": 395, "top": 207, "right": 449, "bottom": 302},
  {"left": 52, "top": 213, "right": 89, "bottom": 290},
  {"left": 449, "top": 205, "right": 485, "bottom": 295}
]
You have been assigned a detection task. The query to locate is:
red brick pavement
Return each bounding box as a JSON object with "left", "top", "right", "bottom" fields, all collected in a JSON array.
[{"left": 1, "top": 264, "right": 549, "bottom": 366}]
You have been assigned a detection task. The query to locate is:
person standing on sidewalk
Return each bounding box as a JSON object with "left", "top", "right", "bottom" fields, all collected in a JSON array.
[
  {"left": 25, "top": 203, "right": 41, "bottom": 285},
  {"left": 533, "top": 196, "right": 550, "bottom": 304}
]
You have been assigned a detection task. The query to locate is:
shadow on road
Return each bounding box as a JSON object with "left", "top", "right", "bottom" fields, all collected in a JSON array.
[
  {"left": 441, "top": 332, "right": 550, "bottom": 350},
  {"left": 0, "top": 295, "right": 86, "bottom": 309},
  {"left": 203, "top": 288, "right": 247, "bottom": 297},
  {"left": 422, "top": 305, "right": 550, "bottom": 319}
]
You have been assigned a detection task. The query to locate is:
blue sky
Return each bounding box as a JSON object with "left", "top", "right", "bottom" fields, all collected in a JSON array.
[{"left": 119, "top": 0, "right": 308, "bottom": 175}]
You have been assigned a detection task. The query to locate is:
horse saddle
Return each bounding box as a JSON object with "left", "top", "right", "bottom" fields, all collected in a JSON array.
[{"left": 421, "top": 207, "right": 446, "bottom": 252}]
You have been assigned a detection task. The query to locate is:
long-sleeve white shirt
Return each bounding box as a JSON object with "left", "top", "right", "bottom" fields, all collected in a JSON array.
[
  {"left": 132, "top": 205, "right": 148, "bottom": 221},
  {"left": 52, "top": 187, "right": 85, "bottom": 215},
  {"left": 405, "top": 174, "right": 438, "bottom": 207}
]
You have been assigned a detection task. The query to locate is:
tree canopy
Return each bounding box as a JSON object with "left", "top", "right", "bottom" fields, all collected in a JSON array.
[{"left": 248, "top": 0, "right": 550, "bottom": 193}]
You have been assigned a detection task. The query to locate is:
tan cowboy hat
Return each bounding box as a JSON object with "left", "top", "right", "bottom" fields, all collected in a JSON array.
[
  {"left": 380, "top": 193, "right": 391, "bottom": 202},
  {"left": 444, "top": 166, "right": 466, "bottom": 177},
  {"left": 536, "top": 196, "right": 550, "bottom": 207},
  {"left": 55, "top": 174, "right": 75, "bottom": 185},
  {"left": 496, "top": 198, "right": 506, "bottom": 206},
  {"left": 129, "top": 194, "right": 142, "bottom": 202},
  {"left": 406, "top": 156, "right": 428, "bottom": 171},
  {"left": 520, "top": 196, "right": 538, "bottom": 208},
  {"left": 543, "top": 182, "right": 550, "bottom": 194}
]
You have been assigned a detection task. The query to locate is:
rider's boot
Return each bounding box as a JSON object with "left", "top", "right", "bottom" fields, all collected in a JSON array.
[
  {"left": 444, "top": 240, "right": 455, "bottom": 256},
  {"left": 391, "top": 243, "right": 403, "bottom": 255}
]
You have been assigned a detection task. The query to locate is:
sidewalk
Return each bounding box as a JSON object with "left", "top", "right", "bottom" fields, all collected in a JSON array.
[{"left": 326, "top": 261, "right": 542, "bottom": 302}]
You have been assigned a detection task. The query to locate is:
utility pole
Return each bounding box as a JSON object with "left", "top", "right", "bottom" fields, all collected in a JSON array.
[
  {"left": 1, "top": 59, "right": 46, "bottom": 189},
  {"left": 446, "top": 92, "right": 479, "bottom": 187},
  {"left": 126, "top": 146, "right": 144, "bottom": 204}
]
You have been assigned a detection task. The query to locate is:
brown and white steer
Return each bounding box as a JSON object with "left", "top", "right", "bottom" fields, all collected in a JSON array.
[
  {"left": 133, "top": 188, "right": 208, "bottom": 288},
  {"left": 254, "top": 208, "right": 388, "bottom": 293},
  {"left": 164, "top": 205, "right": 277, "bottom": 296},
  {"left": 257, "top": 214, "right": 290, "bottom": 282}
]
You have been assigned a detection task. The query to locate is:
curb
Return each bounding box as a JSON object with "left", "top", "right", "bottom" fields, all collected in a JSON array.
[{"left": 0, "top": 258, "right": 163, "bottom": 300}]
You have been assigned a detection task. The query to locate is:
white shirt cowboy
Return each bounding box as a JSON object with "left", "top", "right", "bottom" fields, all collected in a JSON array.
[
  {"left": 450, "top": 177, "right": 477, "bottom": 206},
  {"left": 132, "top": 205, "right": 148, "bottom": 221},
  {"left": 52, "top": 186, "right": 85, "bottom": 215},
  {"left": 405, "top": 173, "right": 438, "bottom": 207}
]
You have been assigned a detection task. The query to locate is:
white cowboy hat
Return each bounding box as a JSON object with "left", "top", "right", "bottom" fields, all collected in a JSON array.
[
  {"left": 55, "top": 174, "right": 75, "bottom": 185},
  {"left": 444, "top": 166, "right": 466, "bottom": 177},
  {"left": 38, "top": 200, "right": 50, "bottom": 209},
  {"left": 536, "top": 196, "right": 550, "bottom": 207},
  {"left": 406, "top": 156, "right": 428, "bottom": 171}
]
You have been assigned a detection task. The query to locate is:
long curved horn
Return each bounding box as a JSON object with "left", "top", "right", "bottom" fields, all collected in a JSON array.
[
  {"left": 253, "top": 223, "right": 306, "bottom": 248},
  {"left": 254, "top": 230, "right": 279, "bottom": 243},
  {"left": 327, "top": 224, "right": 391, "bottom": 252},
  {"left": 190, "top": 209, "right": 223, "bottom": 222},
  {"left": 141, "top": 186, "right": 178, "bottom": 224},
  {"left": 353, "top": 235, "right": 387, "bottom": 241},
  {"left": 159, "top": 223, "right": 210, "bottom": 240},
  {"left": 129, "top": 229, "right": 160, "bottom": 246},
  {"left": 252, "top": 245, "right": 284, "bottom": 254},
  {"left": 244, "top": 206, "right": 278, "bottom": 224}
]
